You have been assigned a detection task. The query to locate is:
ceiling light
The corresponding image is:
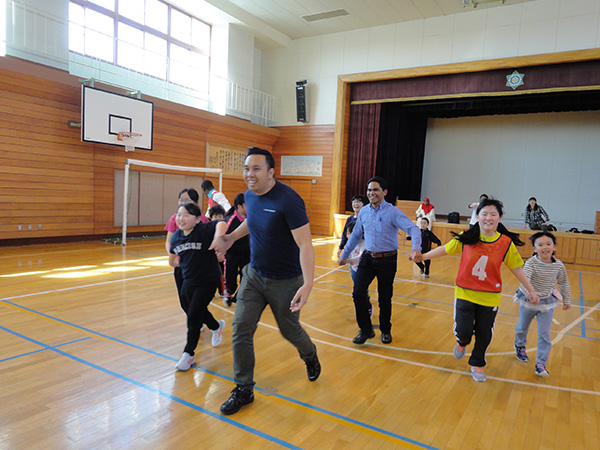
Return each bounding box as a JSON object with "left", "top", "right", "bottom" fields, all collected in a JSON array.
[
  {"left": 463, "top": 0, "right": 507, "bottom": 8},
  {"left": 302, "top": 9, "right": 348, "bottom": 22}
]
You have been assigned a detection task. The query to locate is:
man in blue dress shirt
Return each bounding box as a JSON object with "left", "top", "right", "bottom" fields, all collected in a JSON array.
[{"left": 338, "top": 176, "right": 422, "bottom": 345}]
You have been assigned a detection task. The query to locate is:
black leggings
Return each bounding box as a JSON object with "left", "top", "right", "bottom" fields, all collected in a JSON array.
[
  {"left": 180, "top": 280, "right": 220, "bottom": 355},
  {"left": 224, "top": 254, "right": 250, "bottom": 296}
]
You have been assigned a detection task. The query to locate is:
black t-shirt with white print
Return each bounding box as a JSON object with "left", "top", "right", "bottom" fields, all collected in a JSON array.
[{"left": 170, "top": 220, "right": 220, "bottom": 285}]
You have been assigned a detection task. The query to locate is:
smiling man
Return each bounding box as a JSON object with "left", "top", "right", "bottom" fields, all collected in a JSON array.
[
  {"left": 210, "top": 146, "right": 320, "bottom": 415},
  {"left": 338, "top": 176, "right": 422, "bottom": 345}
]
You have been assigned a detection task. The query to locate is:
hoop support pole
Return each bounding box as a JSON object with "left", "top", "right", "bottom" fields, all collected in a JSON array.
[{"left": 122, "top": 161, "right": 130, "bottom": 245}]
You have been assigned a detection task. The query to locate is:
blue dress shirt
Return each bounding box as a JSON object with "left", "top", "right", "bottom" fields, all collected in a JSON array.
[{"left": 341, "top": 200, "right": 422, "bottom": 259}]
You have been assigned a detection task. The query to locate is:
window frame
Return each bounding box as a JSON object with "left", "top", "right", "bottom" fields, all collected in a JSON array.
[{"left": 69, "top": 0, "right": 211, "bottom": 91}]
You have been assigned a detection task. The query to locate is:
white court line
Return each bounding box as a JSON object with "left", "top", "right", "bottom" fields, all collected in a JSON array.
[
  {"left": 313, "top": 266, "right": 347, "bottom": 281},
  {"left": 1, "top": 271, "right": 172, "bottom": 301},
  {"left": 551, "top": 301, "right": 600, "bottom": 345},
  {"left": 212, "top": 301, "right": 600, "bottom": 397},
  {"left": 4, "top": 264, "right": 600, "bottom": 396},
  {"left": 309, "top": 268, "right": 600, "bottom": 358}
]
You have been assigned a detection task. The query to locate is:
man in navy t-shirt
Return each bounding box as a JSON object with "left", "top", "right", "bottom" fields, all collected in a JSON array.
[{"left": 211, "top": 147, "right": 320, "bottom": 415}]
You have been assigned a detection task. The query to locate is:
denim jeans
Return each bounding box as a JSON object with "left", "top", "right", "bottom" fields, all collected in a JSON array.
[
  {"left": 515, "top": 305, "right": 554, "bottom": 365},
  {"left": 231, "top": 265, "right": 317, "bottom": 390}
]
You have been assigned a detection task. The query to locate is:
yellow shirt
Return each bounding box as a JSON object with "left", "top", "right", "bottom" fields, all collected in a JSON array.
[{"left": 445, "top": 231, "right": 524, "bottom": 307}]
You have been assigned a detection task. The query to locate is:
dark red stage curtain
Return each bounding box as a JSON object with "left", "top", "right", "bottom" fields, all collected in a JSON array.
[{"left": 345, "top": 103, "right": 381, "bottom": 210}]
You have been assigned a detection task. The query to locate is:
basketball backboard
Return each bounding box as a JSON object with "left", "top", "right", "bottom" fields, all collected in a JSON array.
[{"left": 81, "top": 85, "right": 154, "bottom": 151}]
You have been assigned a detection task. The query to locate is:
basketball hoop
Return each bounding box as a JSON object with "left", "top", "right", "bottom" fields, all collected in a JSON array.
[{"left": 117, "top": 131, "right": 142, "bottom": 152}]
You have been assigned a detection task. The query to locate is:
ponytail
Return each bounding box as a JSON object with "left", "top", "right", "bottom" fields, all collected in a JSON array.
[{"left": 451, "top": 222, "right": 525, "bottom": 246}]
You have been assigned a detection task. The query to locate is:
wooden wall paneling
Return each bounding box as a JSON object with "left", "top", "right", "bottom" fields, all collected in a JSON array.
[
  {"left": 0, "top": 60, "right": 285, "bottom": 244},
  {"left": 272, "top": 125, "right": 335, "bottom": 236},
  {"left": 575, "top": 236, "right": 600, "bottom": 266},
  {"left": 396, "top": 200, "right": 422, "bottom": 221},
  {"left": 0, "top": 72, "right": 95, "bottom": 240}
]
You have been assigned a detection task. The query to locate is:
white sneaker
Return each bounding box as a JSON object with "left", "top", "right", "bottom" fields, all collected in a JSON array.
[
  {"left": 175, "top": 352, "right": 194, "bottom": 371},
  {"left": 211, "top": 320, "right": 226, "bottom": 347}
]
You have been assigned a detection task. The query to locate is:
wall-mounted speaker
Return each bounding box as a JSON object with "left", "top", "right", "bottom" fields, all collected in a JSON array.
[{"left": 296, "top": 80, "right": 308, "bottom": 123}]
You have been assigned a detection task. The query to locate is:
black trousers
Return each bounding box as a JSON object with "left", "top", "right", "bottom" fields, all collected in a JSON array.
[
  {"left": 180, "top": 280, "right": 220, "bottom": 355},
  {"left": 454, "top": 298, "right": 498, "bottom": 367},
  {"left": 224, "top": 253, "right": 250, "bottom": 296},
  {"left": 416, "top": 260, "right": 431, "bottom": 275},
  {"left": 353, "top": 253, "right": 397, "bottom": 334}
]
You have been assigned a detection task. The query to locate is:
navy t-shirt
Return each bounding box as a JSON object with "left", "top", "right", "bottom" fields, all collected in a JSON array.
[
  {"left": 170, "top": 220, "right": 220, "bottom": 285},
  {"left": 245, "top": 180, "right": 309, "bottom": 280}
]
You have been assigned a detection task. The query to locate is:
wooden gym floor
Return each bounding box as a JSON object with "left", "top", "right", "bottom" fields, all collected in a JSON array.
[{"left": 1, "top": 236, "right": 599, "bottom": 449}]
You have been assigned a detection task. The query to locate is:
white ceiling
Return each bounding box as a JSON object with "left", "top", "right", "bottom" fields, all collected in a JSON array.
[{"left": 195, "top": 0, "right": 535, "bottom": 48}]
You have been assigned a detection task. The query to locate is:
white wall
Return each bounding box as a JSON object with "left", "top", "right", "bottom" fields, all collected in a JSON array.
[
  {"left": 227, "top": 24, "right": 254, "bottom": 88},
  {"left": 5, "top": 0, "right": 69, "bottom": 70},
  {"left": 421, "top": 111, "right": 600, "bottom": 231},
  {"left": 261, "top": 0, "right": 600, "bottom": 126}
]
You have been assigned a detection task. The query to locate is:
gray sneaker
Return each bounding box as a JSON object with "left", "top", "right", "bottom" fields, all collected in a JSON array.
[
  {"left": 471, "top": 366, "right": 486, "bottom": 382},
  {"left": 453, "top": 343, "right": 466, "bottom": 360}
]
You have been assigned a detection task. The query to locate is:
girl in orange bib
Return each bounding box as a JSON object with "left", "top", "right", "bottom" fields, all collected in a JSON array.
[{"left": 416, "top": 198, "right": 539, "bottom": 382}]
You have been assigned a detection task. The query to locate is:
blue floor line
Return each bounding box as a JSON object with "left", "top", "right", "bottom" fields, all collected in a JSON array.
[
  {"left": 0, "top": 324, "right": 302, "bottom": 450},
  {"left": 0, "top": 336, "right": 91, "bottom": 363},
  {"left": 0, "top": 299, "right": 440, "bottom": 450}
]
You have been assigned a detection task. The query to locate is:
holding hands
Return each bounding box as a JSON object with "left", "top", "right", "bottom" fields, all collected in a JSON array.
[{"left": 410, "top": 251, "right": 423, "bottom": 263}]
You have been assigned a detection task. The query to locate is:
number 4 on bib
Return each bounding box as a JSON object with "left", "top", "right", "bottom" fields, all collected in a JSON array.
[{"left": 471, "top": 255, "right": 488, "bottom": 281}]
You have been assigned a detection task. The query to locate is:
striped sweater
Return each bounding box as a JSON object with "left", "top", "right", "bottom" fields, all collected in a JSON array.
[{"left": 514, "top": 255, "right": 571, "bottom": 311}]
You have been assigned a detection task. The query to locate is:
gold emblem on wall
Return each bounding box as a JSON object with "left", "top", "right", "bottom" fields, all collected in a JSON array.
[{"left": 206, "top": 142, "right": 246, "bottom": 177}]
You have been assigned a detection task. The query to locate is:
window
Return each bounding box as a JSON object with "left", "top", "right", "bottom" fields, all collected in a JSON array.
[{"left": 69, "top": 0, "right": 210, "bottom": 92}]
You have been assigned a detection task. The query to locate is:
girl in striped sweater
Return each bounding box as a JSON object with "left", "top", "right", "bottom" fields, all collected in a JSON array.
[{"left": 514, "top": 231, "right": 571, "bottom": 377}]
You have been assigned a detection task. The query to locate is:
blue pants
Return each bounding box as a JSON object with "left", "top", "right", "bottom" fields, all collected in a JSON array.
[
  {"left": 515, "top": 306, "right": 554, "bottom": 365},
  {"left": 231, "top": 265, "right": 317, "bottom": 390}
]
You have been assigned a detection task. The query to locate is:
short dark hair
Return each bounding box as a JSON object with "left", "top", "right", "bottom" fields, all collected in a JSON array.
[
  {"left": 247, "top": 146, "right": 275, "bottom": 170},
  {"left": 208, "top": 204, "right": 226, "bottom": 219},
  {"left": 421, "top": 217, "right": 429, "bottom": 224},
  {"left": 179, "top": 202, "right": 202, "bottom": 217},
  {"left": 367, "top": 176, "right": 387, "bottom": 191},
  {"left": 178, "top": 188, "right": 199, "bottom": 203},
  {"left": 351, "top": 194, "right": 368, "bottom": 205},
  {"left": 201, "top": 180, "right": 214, "bottom": 191}
]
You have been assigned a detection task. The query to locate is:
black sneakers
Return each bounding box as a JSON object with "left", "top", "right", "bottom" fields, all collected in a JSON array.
[
  {"left": 306, "top": 354, "right": 321, "bottom": 382},
  {"left": 220, "top": 386, "right": 254, "bottom": 415}
]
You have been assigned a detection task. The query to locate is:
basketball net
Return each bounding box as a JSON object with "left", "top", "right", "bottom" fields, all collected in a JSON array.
[{"left": 117, "top": 131, "right": 142, "bottom": 152}]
